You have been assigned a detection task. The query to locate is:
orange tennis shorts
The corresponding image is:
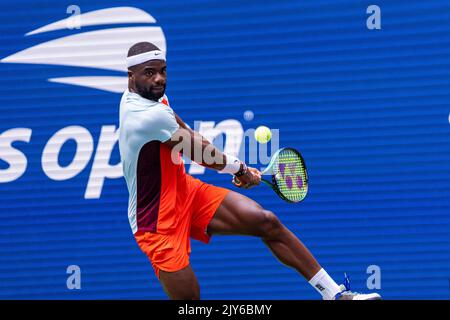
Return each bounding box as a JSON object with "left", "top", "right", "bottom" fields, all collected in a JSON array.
[{"left": 134, "top": 174, "right": 230, "bottom": 278}]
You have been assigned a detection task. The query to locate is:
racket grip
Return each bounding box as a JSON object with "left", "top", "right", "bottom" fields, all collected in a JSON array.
[{"left": 232, "top": 176, "right": 243, "bottom": 187}]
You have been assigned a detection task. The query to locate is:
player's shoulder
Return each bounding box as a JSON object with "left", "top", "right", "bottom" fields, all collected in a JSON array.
[
  {"left": 120, "top": 91, "right": 174, "bottom": 114},
  {"left": 159, "top": 94, "right": 170, "bottom": 107}
]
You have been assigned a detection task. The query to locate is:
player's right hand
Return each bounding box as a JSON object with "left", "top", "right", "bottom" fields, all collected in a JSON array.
[{"left": 232, "top": 166, "right": 261, "bottom": 189}]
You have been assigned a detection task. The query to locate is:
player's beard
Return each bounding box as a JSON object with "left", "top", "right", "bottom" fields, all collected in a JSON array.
[{"left": 135, "top": 82, "right": 166, "bottom": 101}]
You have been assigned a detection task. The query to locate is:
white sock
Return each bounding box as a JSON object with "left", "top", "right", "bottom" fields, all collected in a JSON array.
[{"left": 308, "top": 268, "right": 342, "bottom": 300}]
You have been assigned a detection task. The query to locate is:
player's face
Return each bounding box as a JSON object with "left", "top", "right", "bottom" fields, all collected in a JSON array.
[{"left": 132, "top": 60, "right": 167, "bottom": 101}]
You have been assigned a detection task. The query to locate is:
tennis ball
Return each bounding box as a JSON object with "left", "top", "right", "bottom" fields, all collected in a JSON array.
[{"left": 254, "top": 125, "right": 272, "bottom": 144}]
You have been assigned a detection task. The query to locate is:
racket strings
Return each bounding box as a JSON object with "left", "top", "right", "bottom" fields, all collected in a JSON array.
[{"left": 273, "top": 149, "right": 308, "bottom": 202}]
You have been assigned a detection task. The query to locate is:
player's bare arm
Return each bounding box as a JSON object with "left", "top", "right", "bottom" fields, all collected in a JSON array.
[{"left": 164, "top": 113, "right": 261, "bottom": 188}]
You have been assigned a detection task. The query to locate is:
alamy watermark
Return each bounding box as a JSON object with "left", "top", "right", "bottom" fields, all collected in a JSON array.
[
  {"left": 66, "top": 5, "right": 81, "bottom": 30},
  {"left": 366, "top": 265, "right": 381, "bottom": 290},
  {"left": 367, "top": 5, "right": 381, "bottom": 30},
  {"left": 66, "top": 265, "right": 81, "bottom": 290},
  {"left": 168, "top": 121, "right": 280, "bottom": 169}
]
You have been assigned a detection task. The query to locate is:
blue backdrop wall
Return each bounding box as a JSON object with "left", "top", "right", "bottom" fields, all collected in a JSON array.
[{"left": 1, "top": 0, "right": 450, "bottom": 299}]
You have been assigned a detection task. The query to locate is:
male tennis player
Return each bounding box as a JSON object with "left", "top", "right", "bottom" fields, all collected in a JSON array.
[{"left": 119, "top": 42, "right": 381, "bottom": 300}]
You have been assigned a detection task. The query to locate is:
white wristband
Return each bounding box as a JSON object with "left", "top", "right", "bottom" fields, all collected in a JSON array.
[{"left": 219, "top": 154, "right": 241, "bottom": 175}]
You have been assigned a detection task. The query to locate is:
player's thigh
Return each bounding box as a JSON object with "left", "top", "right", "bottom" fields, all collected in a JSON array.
[
  {"left": 159, "top": 264, "right": 200, "bottom": 300},
  {"left": 207, "top": 190, "right": 272, "bottom": 236}
]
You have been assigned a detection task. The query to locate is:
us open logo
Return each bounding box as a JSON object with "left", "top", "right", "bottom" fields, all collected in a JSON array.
[
  {"left": 1, "top": 6, "right": 166, "bottom": 93},
  {"left": 0, "top": 7, "right": 168, "bottom": 199}
]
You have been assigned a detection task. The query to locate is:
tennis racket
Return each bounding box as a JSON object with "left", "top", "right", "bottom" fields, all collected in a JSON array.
[{"left": 233, "top": 147, "right": 308, "bottom": 203}]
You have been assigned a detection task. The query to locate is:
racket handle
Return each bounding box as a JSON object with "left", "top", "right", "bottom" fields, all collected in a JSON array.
[{"left": 232, "top": 176, "right": 243, "bottom": 187}]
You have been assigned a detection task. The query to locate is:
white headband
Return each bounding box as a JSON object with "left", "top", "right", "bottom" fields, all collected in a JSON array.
[{"left": 126, "top": 50, "right": 166, "bottom": 68}]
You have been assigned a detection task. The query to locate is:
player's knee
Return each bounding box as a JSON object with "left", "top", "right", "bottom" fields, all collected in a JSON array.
[{"left": 258, "top": 210, "right": 282, "bottom": 239}]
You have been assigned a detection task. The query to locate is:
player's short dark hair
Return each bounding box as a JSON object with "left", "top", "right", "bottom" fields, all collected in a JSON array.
[{"left": 127, "top": 42, "right": 161, "bottom": 57}]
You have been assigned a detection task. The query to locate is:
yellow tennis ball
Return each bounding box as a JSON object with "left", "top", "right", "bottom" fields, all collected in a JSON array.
[{"left": 254, "top": 126, "right": 272, "bottom": 144}]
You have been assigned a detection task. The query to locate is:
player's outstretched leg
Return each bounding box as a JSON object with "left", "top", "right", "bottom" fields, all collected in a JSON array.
[
  {"left": 207, "top": 191, "right": 381, "bottom": 300},
  {"left": 158, "top": 265, "right": 200, "bottom": 300}
]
